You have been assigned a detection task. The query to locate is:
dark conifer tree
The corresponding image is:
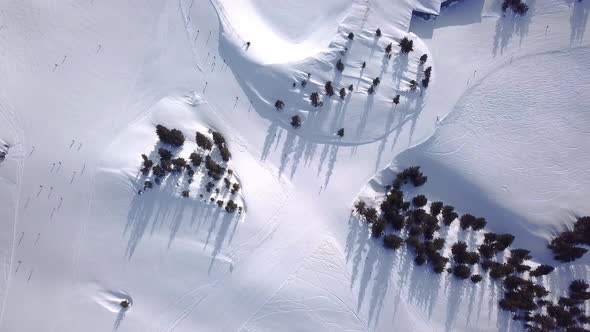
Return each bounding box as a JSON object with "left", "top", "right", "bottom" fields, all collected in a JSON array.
[
  {"left": 399, "top": 37, "right": 414, "bottom": 53},
  {"left": 339, "top": 88, "right": 347, "bottom": 99},
  {"left": 275, "top": 99, "right": 285, "bottom": 110},
  {"left": 420, "top": 54, "right": 428, "bottom": 64},
  {"left": 291, "top": 115, "right": 302, "bottom": 128},
  {"left": 385, "top": 43, "right": 393, "bottom": 54},
  {"left": 336, "top": 59, "right": 345, "bottom": 72}
]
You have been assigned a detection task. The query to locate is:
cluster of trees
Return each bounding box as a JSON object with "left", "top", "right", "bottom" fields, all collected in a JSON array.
[
  {"left": 196, "top": 132, "right": 213, "bottom": 150},
  {"left": 353, "top": 166, "right": 590, "bottom": 332},
  {"left": 459, "top": 214, "right": 487, "bottom": 231},
  {"left": 212, "top": 131, "right": 231, "bottom": 162},
  {"left": 205, "top": 155, "right": 225, "bottom": 180},
  {"left": 422, "top": 66, "right": 432, "bottom": 88},
  {"left": 156, "top": 125, "right": 185, "bottom": 147},
  {"left": 548, "top": 216, "right": 590, "bottom": 262},
  {"left": 512, "top": 279, "right": 590, "bottom": 331},
  {"left": 137, "top": 126, "right": 243, "bottom": 213},
  {"left": 393, "top": 166, "right": 428, "bottom": 188},
  {"left": 502, "top": 0, "right": 529, "bottom": 15}
]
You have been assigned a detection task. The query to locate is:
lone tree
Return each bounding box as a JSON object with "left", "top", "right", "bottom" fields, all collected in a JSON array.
[
  {"left": 375, "top": 28, "right": 382, "bottom": 37},
  {"left": 372, "top": 77, "right": 381, "bottom": 87},
  {"left": 393, "top": 95, "right": 400, "bottom": 105},
  {"left": 275, "top": 99, "right": 285, "bottom": 110},
  {"left": 361, "top": 61, "right": 366, "bottom": 69},
  {"left": 291, "top": 115, "right": 302, "bottom": 128},
  {"left": 420, "top": 54, "right": 428, "bottom": 65},
  {"left": 348, "top": 84, "right": 354, "bottom": 92},
  {"left": 226, "top": 199, "right": 238, "bottom": 213},
  {"left": 325, "top": 81, "right": 335, "bottom": 97},
  {"left": 310, "top": 92, "right": 321, "bottom": 107},
  {"left": 348, "top": 32, "right": 354, "bottom": 40},
  {"left": 399, "top": 37, "right": 414, "bottom": 53},
  {"left": 336, "top": 59, "right": 345, "bottom": 72},
  {"left": 339, "top": 88, "right": 347, "bottom": 100},
  {"left": 337, "top": 128, "right": 344, "bottom": 137},
  {"left": 385, "top": 43, "right": 393, "bottom": 54},
  {"left": 409, "top": 80, "right": 418, "bottom": 91},
  {"left": 367, "top": 85, "right": 375, "bottom": 95}
]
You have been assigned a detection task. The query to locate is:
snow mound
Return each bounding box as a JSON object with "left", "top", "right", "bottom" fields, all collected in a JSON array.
[
  {"left": 217, "top": 27, "right": 432, "bottom": 143},
  {"left": 214, "top": 0, "right": 353, "bottom": 64},
  {"left": 372, "top": 46, "right": 590, "bottom": 260},
  {"left": 99, "top": 96, "right": 247, "bottom": 258}
]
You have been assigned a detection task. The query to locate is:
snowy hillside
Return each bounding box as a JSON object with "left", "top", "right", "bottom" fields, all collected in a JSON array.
[{"left": 0, "top": 0, "right": 588, "bottom": 331}]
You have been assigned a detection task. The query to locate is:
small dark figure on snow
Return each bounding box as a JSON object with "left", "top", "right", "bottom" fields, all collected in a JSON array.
[
  {"left": 348, "top": 84, "right": 354, "bottom": 92},
  {"left": 348, "top": 32, "right": 354, "bottom": 40},
  {"left": 245, "top": 41, "right": 251, "bottom": 50},
  {"left": 393, "top": 95, "right": 400, "bottom": 105},
  {"left": 375, "top": 28, "right": 382, "bottom": 37},
  {"left": 301, "top": 80, "right": 307, "bottom": 88},
  {"left": 292, "top": 82, "right": 296, "bottom": 88},
  {"left": 361, "top": 61, "right": 366, "bottom": 69},
  {"left": 337, "top": 128, "right": 344, "bottom": 137}
]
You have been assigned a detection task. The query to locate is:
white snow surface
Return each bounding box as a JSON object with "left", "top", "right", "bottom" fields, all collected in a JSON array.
[{"left": 0, "top": 0, "right": 588, "bottom": 331}]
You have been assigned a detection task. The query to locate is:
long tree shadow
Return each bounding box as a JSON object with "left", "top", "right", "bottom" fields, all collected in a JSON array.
[
  {"left": 123, "top": 142, "right": 242, "bottom": 260},
  {"left": 492, "top": 4, "right": 534, "bottom": 56},
  {"left": 570, "top": 0, "right": 589, "bottom": 45}
]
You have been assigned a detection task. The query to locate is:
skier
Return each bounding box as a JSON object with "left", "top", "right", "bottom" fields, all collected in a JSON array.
[{"left": 245, "top": 41, "right": 251, "bottom": 50}]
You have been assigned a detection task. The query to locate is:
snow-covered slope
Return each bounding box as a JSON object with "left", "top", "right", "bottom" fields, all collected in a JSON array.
[{"left": 0, "top": 0, "right": 588, "bottom": 331}]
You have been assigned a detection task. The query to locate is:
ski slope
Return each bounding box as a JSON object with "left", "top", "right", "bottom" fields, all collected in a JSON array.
[{"left": 0, "top": 0, "right": 588, "bottom": 331}]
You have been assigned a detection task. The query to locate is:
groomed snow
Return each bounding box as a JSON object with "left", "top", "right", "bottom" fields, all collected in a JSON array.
[{"left": 0, "top": 0, "right": 588, "bottom": 331}]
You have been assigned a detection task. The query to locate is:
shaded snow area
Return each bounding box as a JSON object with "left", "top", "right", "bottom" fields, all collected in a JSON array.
[{"left": 0, "top": 0, "right": 589, "bottom": 331}]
